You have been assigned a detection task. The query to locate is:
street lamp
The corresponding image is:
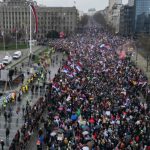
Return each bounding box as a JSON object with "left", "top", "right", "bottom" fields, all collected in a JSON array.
[{"left": 25, "top": 1, "right": 33, "bottom": 65}]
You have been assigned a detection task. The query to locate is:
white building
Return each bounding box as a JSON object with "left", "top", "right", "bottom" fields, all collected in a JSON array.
[
  {"left": 107, "top": 0, "right": 123, "bottom": 33},
  {"left": 0, "top": 0, "right": 79, "bottom": 39},
  {"left": 88, "top": 8, "right": 96, "bottom": 16},
  {"left": 128, "top": 0, "right": 134, "bottom": 6}
]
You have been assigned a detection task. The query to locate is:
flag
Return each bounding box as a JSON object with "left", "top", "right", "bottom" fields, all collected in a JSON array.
[
  {"left": 60, "top": 31, "right": 65, "bottom": 38},
  {"left": 30, "top": 4, "right": 38, "bottom": 33},
  {"left": 119, "top": 50, "right": 126, "bottom": 60},
  {"left": 76, "top": 65, "right": 81, "bottom": 71}
]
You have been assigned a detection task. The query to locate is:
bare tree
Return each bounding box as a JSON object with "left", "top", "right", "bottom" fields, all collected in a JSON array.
[
  {"left": 93, "top": 11, "right": 115, "bottom": 33},
  {"left": 78, "top": 15, "right": 89, "bottom": 27},
  {"left": 137, "top": 34, "right": 150, "bottom": 71}
]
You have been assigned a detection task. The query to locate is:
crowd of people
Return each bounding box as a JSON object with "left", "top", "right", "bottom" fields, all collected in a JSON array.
[
  {"left": 6, "top": 25, "right": 150, "bottom": 150},
  {"left": 42, "top": 27, "right": 150, "bottom": 150},
  {"left": 8, "top": 96, "right": 47, "bottom": 150}
]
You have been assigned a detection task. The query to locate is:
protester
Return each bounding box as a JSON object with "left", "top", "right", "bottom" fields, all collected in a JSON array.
[
  {"left": 9, "top": 25, "right": 150, "bottom": 150},
  {"left": 1, "top": 139, "right": 5, "bottom": 150}
]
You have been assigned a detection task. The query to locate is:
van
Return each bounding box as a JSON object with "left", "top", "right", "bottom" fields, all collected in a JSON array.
[
  {"left": 13, "top": 51, "right": 22, "bottom": 59},
  {"left": 2, "top": 56, "right": 12, "bottom": 65}
]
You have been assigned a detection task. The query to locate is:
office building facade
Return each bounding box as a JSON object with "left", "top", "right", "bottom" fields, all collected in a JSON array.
[
  {"left": 119, "top": 5, "right": 134, "bottom": 36},
  {"left": 134, "top": 0, "right": 150, "bottom": 34},
  {"left": 0, "top": 0, "right": 78, "bottom": 39},
  {"left": 128, "top": 0, "right": 134, "bottom": 6}
]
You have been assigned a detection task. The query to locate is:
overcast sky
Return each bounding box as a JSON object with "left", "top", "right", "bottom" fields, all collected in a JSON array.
[{"left": 36, "top": 0, "right": 128, "bottom": 12}]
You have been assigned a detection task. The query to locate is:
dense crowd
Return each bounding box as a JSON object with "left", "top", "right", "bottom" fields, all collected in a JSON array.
[
  {"left": 7, "top": 26, "right": 150, "bottom": 150},
  {"left": 44, "top": 27, "right": 150, "bottom": 150}
]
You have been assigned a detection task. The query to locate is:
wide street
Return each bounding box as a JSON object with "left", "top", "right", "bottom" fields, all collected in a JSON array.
[{"left": 0, "top": 50, "right": 64, "bottom": 150}]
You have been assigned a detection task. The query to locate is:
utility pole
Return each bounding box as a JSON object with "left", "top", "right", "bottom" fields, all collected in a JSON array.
[
  {"left": 146, "top": 55, "right": 149, "bottom": 72},
  {"left": 2, "top": 31, "right": 5, "bottom": 55},
  {"left": 16, "top": 30, "right": 18, "bottom": 50}
]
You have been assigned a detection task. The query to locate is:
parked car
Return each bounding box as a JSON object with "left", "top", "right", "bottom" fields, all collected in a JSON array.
[
  {"left": 2, "top": 55, "right": 12, "bottom": 65},
  {"left": 0, "top": 62, "right": 5, "bottom": 69},
  {"left": 13, "top": 51, "right": 22, "bottom": 59}
]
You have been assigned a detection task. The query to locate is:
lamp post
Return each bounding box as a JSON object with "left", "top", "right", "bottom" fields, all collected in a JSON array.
[
  {"left": 2, "top": 31, "right": 5, "bottom": 55},
  {"left": 25, "top": 1, "right": 33, "bottom": 65},
  {"left": 29, "top": 3, "right": 32, "bottom": 56},
  {"left": 149, "top": 8, "right": 150, "bottom": 34},
  {"left": 16, "top": 30, "right": 18, "bottom": 50}
]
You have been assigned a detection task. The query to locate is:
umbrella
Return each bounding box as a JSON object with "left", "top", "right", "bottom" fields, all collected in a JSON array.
[
  {"left": 82, "top": 146, "right": 89, "bottom": 150},
  {"left": 84, "top": 136, "right": 92, "bottom": 142},
  {"left": 82, "top": 131, "right": 89, "bottom": 135},
  {"left": 58, "top": 106, "right": 64, "bottom": 111},
  {"left": 71, "top": 114, "right": 78, "bottom": 121},
  {"left": 89, "top": 118, "right": 95, "bottom": 124},
  {"left": 57, "top": 128, "right": 64, "bottom": 133},
  {"left": 54, "top": 115, "right": 59, "bottom": 119},
  {"left": 50, "top": 131, "right": 57, "bottom": 136},
  {"left": 94, "top": 125, "right": 101, "bottom": 130},
  {"left": 79, "top": 120, "right": 87, "bottom": 126},
  {"left": 82, "top": 125, "right": 90, "bottom": 131}
]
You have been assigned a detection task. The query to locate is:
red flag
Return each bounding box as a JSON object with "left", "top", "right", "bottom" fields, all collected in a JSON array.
[
  {"left": 30, "top": 4, "right": 38, "bottom": 33},
  {"left": 119, "top": 51, "right": 126, "bottom": 60}
]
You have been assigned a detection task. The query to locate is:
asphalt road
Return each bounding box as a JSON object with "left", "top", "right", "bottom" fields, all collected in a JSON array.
[
  {"left": 0, "top": 46, "right": 45, "bottom": 69},
  {"left": 0, "top": 52, "right": 64, "bottom": 150}
]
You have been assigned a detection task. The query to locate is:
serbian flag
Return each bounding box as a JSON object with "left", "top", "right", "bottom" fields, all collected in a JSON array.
[
  {"left": 77, "top": 62, "right": 83, "bottom": 68},
  {"left": 76, "top": 61, "right": 82, "bottom": 71},
  {"left": 60, "top": 32, "right": 65, "bottom": 38},
  {"left": 62, "top": 65, "right": 71, "bottom": 73},
  {"left": 30, "top": 4, "right": 38, "bottom": 33}
]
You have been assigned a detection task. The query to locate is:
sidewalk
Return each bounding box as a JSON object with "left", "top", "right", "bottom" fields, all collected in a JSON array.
[
  {"left": 0, "top": 52, "right": 63, "bottom": 150},
  {"left": 120, "top": 41, "right": 150, "bottom": 83},
  {"left": 131, "top": 50, "right": 150, "bottom": 83}
]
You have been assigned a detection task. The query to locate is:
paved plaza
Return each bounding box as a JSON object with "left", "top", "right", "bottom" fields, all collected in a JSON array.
[{"left": 0, "top": 52, "right": 63, "bottom": 150}]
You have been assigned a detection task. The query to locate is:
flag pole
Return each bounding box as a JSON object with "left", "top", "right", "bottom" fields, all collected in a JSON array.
[
  {"left": 16, "top": 30, "right": 18, "bottom": 50},
  {"left": 29, "top": 4, "right": 32, "bottom": 65},
  {"left": 2, "top": 31, "right": 5, "bottom": 55}
]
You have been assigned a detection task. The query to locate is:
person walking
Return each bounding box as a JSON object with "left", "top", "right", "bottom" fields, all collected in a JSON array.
[
  {"left": 4, "top": 111, "right": 7, "bottom": 122},
  {"left": 0, "top": 139, "right": 4, "bottom": 150},
  {"left": 6, "top": 128, "right": 10, "bottom": 139},
  {"left": 22, "top": 105, "right": 25, "bottom": 116}
]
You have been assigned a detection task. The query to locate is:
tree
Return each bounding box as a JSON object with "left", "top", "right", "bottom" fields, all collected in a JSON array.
[
  {"left": 93, "top": 11, "right": 115, "bottom": 33},
  {"left": 47, "top": 30, "right": 59, "bottom": 39},
  {"left": 78, "top": 15, "right": 89, "bottom": 27},
  {"left": 137, "top": 34, "right": 150, "bottom": 71}
]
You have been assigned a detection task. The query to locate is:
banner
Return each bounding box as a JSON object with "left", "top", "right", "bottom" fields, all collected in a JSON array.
[{"left": 30, "top": 4, "right": 38, "bottom": 33}]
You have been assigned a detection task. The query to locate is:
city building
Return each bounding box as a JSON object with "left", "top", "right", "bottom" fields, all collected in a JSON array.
[
  {"left": 88, "top": 8, "right": 96, "bottom": 16},
  {"left": 107, "top": 0, "right": 123, "bottom": 33},
  {"left": 119, "top": 5, "right": 134, "bottom": 36},
  {"left": 0, "top": 0, "right": 79, "bottom": 39},
  {"left": 134, "top": 0, "right": 150, "bottom": 34},
  {"left": 128, "top": 0, "right": 134, "bottom": 6}
]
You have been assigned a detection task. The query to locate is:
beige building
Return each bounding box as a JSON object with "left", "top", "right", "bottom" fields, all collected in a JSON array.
[
  {"left": 0, "top": 0, "right": 79, "bottom": 39},
  {"left": 106, "top": 0, "right": 122, "bottom": 33}
]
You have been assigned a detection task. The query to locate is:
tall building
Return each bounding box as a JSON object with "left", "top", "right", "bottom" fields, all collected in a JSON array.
[
  {"left": 0, "top": 0, "right": 79, "bottom": 39},
  {"left": 109, "top": 0, "right": 122, "bottom": 9},
  {"left": 88, "top": 8, "right": 96, "bottom": 16},
  {"left": 128, "top": 0, "right": 134, "bottom": 6},
  {"left": 119, "top": 5, "right": 134, "bottom": 36},
  {"left": 107, "top": 0, "right": 122, "bottom": 33},
  {"left": 134, "top": 0, "right": 150, "bottom": 34}
]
